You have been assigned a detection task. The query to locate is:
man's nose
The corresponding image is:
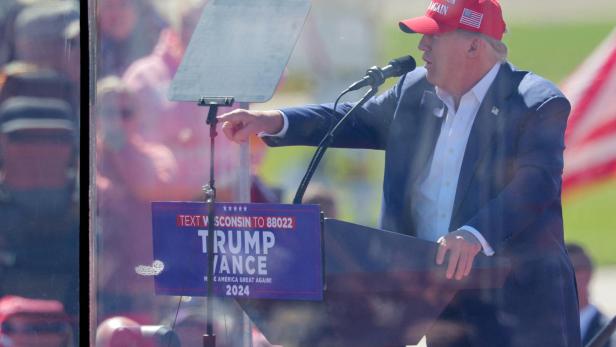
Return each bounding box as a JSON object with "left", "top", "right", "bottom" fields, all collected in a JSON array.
[{"left": 418, "top": 35, "right": 431, "bottom": 52}]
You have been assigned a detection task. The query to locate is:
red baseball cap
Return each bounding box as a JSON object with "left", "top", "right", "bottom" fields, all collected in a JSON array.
[
  {"left": 399, "top": 0, "right": 506, "bottom": 41},
  {"left": 0, "top": 296, "right": 66, "bottom": 322}
]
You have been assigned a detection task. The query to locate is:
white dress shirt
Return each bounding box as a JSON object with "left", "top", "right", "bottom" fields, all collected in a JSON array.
[
  {"left": 411, "top": 63, "right": 501, "bottom": 256},
  {"left": 580, "top": 304, "right": 599, "bottom": 341},
  {"left": 266, "top": 64, "right": 501, "bottom": 255}
]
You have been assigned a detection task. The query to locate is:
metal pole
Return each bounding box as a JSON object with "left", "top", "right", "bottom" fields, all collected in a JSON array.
[
  {"left": 203, "top": 104, "right": 219, "bottom": 347},
  {"left": 237, "top": 102, "right": 253, "bottom": 347}
]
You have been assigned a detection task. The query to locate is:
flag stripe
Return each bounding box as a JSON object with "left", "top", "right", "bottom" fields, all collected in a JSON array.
[
  {"left": 577, "top": 113, "right": 616, "bottom": 145},
  {"left": 564, "top": 134, "right": 616, "bottom": 192},
  {"left": 563, "top": 162, "right": 616, "bottom": 194},
  {"left": 565, "top": 135, "right": 616, "bottom": 174},
  {"left": 565, "top": 41, "right": 616, "bottom": 143},
  {"left": 562, "top": 29, "right": 616, "bottom": 192}
]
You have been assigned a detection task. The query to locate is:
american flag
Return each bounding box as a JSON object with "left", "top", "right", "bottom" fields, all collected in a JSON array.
[
  {"left": 459, "top": 8, "right": 483, "bottom": 29},
  {"left": 561, "top": 28, "right": 616, "bottom": 193}
]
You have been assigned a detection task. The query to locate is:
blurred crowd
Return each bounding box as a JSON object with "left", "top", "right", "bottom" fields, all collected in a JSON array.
[
  {"left": 0, "top": 0, "right": 393, "bottom": 345},
  {"left": 0, "top": 0, "right": 80, "bottom": 346}
]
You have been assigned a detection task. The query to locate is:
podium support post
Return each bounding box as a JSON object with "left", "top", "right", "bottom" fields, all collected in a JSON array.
[{"left": 199, "top": 96, "right": 234, "bottom": 347}]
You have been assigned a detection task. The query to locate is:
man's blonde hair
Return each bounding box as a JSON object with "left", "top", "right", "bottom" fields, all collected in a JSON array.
[{"left": 457, "top": 29, "right": 508, "bottom": 63}]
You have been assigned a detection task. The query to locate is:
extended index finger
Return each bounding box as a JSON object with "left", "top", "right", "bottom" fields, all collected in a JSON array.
[{"left": 217, "top": 109, "right": 249, "bottom": 122}]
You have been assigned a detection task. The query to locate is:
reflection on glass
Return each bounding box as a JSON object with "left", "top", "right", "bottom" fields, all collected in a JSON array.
[
  {"left": 0, "top": 0, "right": 79, "bottom": 346},
  {"left": 91, "top": 0, "right": 616, "bottom": 346}
]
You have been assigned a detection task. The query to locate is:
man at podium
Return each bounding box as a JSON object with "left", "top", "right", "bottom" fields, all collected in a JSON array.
[{"left": 218, "top": 0, "right": 580, "bottom": 346}]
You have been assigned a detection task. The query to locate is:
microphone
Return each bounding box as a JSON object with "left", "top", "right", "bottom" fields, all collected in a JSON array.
[{"left": 345, "top": 55, "right": 416, "bottom": 92}]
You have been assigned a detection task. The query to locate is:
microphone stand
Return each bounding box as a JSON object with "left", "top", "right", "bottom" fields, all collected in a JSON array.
[
  {"left": 293, "top": 85, "right": 379, "bottom": 204},
  {"left": 198, "top": 96, "right": 234, "bottom": 347}
]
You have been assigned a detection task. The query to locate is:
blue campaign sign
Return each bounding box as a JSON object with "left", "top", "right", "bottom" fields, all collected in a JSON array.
[{"left": 151, "top": 202, "right": 323, "bottom": 301}]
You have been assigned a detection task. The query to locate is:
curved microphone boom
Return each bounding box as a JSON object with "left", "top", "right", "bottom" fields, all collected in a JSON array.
[
  {"left": 293, "top": 55, "right": 416, "bottom": 204},
  {"left": 344, "top": 55, "right": 416, "bottom": 93}
]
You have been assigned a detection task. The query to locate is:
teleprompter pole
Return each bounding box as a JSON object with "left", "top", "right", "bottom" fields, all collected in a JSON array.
[{"left": 199, "top": 96, "right": 234, "bottom": 347}]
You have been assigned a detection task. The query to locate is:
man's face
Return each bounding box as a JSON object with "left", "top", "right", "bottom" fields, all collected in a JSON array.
[
  {"left": 97, "top": 90, "right": 137, "bottom": 147},
  {"left": 418, "top": 31, "right": 471, "bottom": 93},
  {"left": 98, "top": 0, "right": 137, "bottom": 41}
]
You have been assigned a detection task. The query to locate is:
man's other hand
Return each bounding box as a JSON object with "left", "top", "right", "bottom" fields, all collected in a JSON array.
[
  {"left": 436, "top": 230, "right": 482, "bottom": 280},
  {"left": 218, "top": 109, "right": 283, "bottom": 143}
]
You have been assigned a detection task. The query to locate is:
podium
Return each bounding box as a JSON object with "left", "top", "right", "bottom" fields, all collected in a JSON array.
[{"left": 237, "top": 218, "right": 510, "bottom": 347}]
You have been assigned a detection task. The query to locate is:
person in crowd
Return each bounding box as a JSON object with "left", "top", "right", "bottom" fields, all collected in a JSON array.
[
  {"left": 567, "top": 243, "right": 615, "bottom": 347},
  {"left": 95, "top": 315, "right": 180, "bottom": 347},
  {"left": 303, "top": 183, "right": 338, "bottom": 218},
  {"left": 0, "top": 295, "right": 72, "bottom": 347},
  {"left": 96, "top": 0, "right": 166, "bottom": 77},
  {"left": 218, "top": 0, "right": 580, "bottom": 346},
  {"left": 96, "top": 19, "right": 276, "bottom": 324},
  {"left": 95, "top": 316, "right": 140, "bottom": 347},
  {"left": 122, "top": 0, "right": 241, "bottom": 202},
  {"left": 0, "top": 0, "right": 23, "bottom": 66},
  {"left": 95, "top": 76, "right": 182, "bottom": 323},
  {"left": 0, "top": 0, "right": 73, "bottom": 65},
  {"left": 248, "top": 135, "right": 283, "bottom": 203},
  {"left": 12, "top": 1, "right": 78, "bottom": 79},
  {"left": 0, "top": 96, "right": 78, "bottom": 324},
  {"left": 6, "top": 0, "right": 80, "bottom": 196},
  {"left": 0, "top": 61, "right": 77, "bottom": 118},
  {"left": 251, "top": 327, "right": 283, "bottom": 347},
  {"left": 0, "top": 1, "right": 80, "bottom": 338},
  {"left": 159, "top": 301, "right": 240, "bottom": 347},
  {"left": 10, "top": 1, "right": 80, "bottom": 121}
]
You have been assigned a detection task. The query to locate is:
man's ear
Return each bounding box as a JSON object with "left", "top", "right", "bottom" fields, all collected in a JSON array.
[{"left": 467, "top": 37, "right": 483, "bottom": 58}]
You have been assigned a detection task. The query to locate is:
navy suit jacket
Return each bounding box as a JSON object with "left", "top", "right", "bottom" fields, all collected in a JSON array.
[{"left": 264, "top": 63, "right": 580, "bottom": 346}]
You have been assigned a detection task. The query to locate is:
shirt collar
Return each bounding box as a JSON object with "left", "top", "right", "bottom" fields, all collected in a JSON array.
[{"left": 435, "top": 63, "right": 502, "bottom": 108}]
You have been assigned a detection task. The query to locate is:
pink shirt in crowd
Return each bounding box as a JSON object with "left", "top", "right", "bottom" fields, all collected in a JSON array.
[{"left": 97, "top": 29, "right": 241, "bottom": 311}]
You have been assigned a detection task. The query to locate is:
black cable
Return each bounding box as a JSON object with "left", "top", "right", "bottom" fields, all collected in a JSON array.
[
  {"left": 167, "top": 296, "right": 184, "bottom": 347},
  {"left": 292, "top": 89, "right": 348, "bottom": 204},
  {"left": 292, "top": 86, "right": 377, "bottom": 204}
]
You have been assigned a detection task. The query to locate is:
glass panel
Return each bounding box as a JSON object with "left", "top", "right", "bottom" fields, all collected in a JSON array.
[
  {"left": 91, "top": 0, "right": 616, "bottom": 346},
  {"left": 93, "top": 0, "right": 251, "bottom": 345}
]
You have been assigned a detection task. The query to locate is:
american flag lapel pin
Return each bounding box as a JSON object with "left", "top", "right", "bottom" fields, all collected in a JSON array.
[{"left": 491, "top": 106, "right": 500, "bottom": 116}]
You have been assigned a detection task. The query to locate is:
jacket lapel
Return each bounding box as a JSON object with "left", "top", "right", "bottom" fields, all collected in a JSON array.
[
  {"left": 408, "top": 90, "right": 446, "bottom": 185},
  {"left": 450, "top": 63, "right": 516, "bottom": 225}
]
